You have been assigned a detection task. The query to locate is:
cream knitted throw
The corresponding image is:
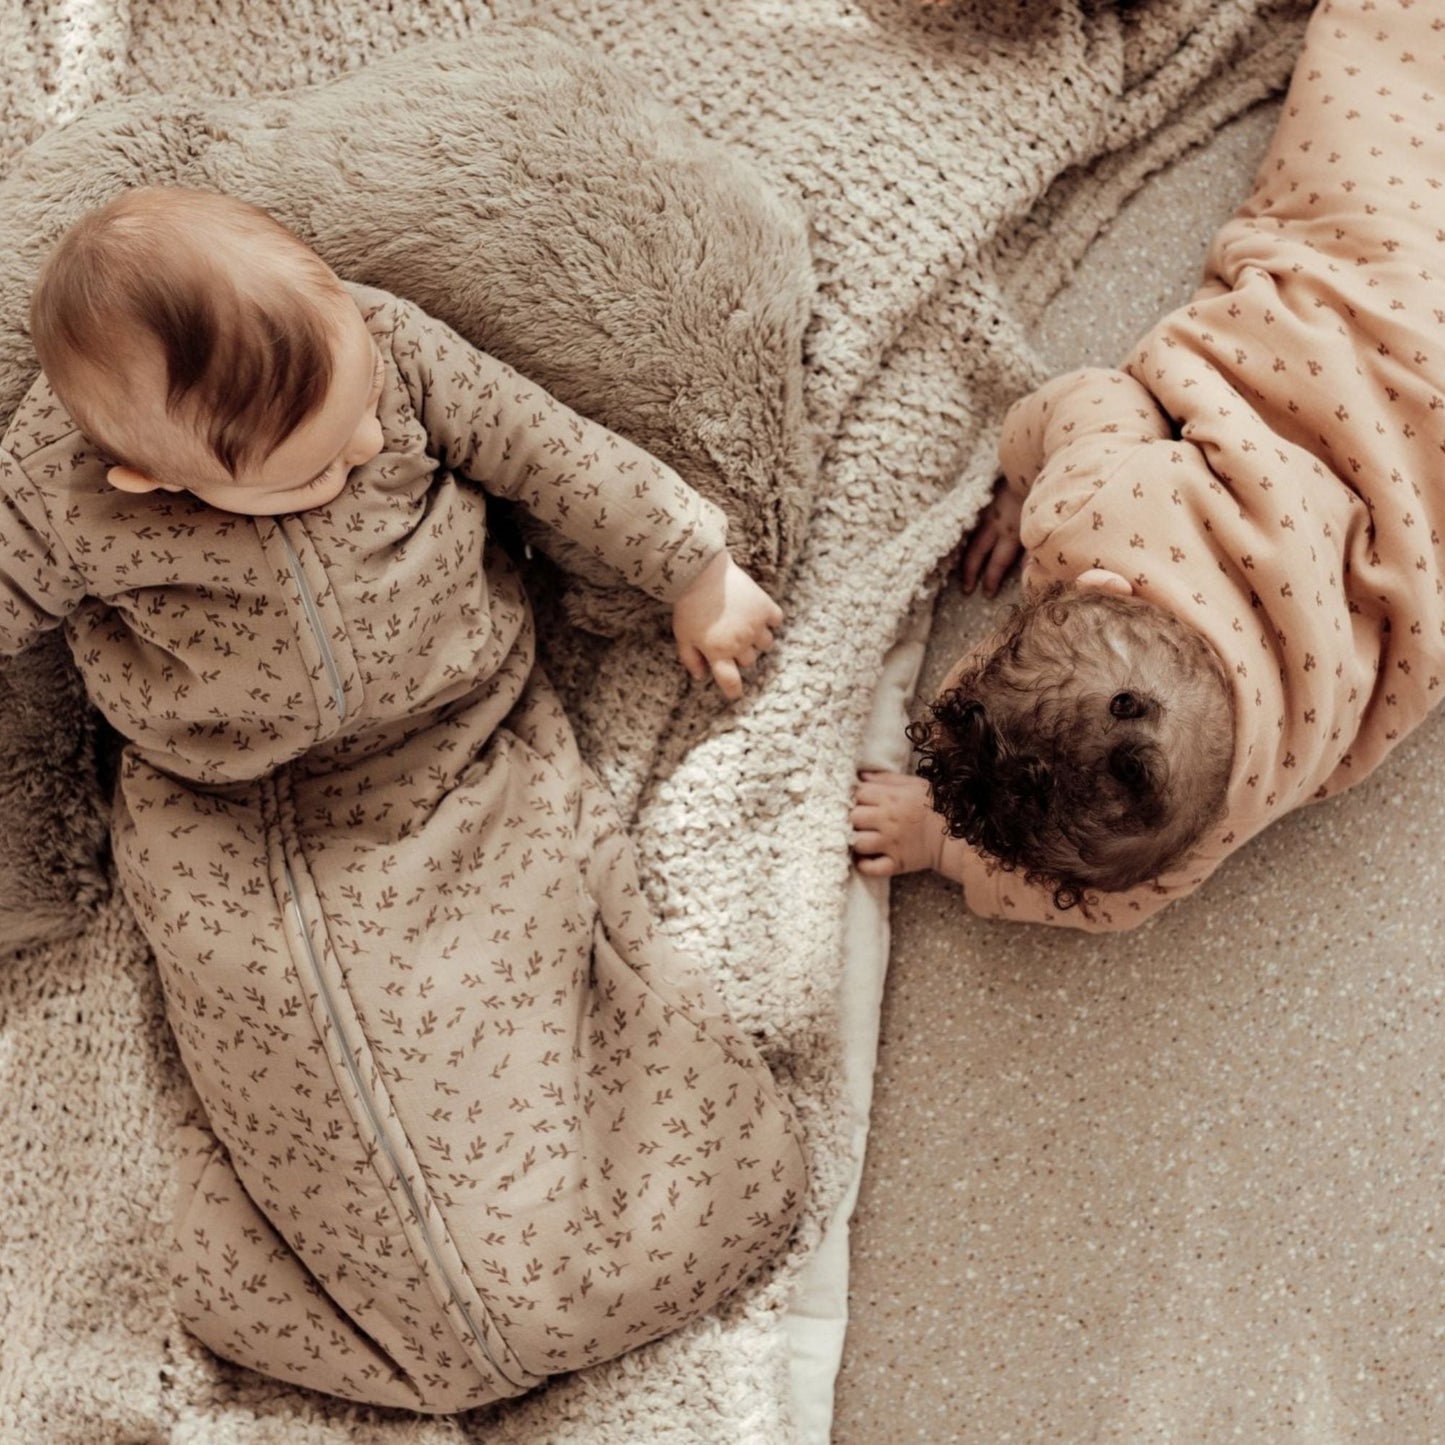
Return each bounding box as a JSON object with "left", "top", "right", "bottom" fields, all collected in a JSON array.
[{"left": 0, "top": 1, "right": 1306, "bottom": 1440}]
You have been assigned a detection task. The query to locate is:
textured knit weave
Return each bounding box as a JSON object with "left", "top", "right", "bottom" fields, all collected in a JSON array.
[{"left": 0, "top": 1, "right": 1308, "bottom": 1440}]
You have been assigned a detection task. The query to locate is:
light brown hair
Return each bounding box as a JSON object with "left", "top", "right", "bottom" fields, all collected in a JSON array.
[
  {"left": 30, "top": 187, "right": 341, "bottom": 480},
  {"left": 910, "top": 583, "right": 1235, "bottom": 909}
]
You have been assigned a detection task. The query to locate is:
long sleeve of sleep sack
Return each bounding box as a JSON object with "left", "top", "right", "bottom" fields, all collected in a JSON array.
[
  {"left": 951, "top": 834, "right": 1209, "bottom": 933},
  {"left": 0, "top": 442, "right": 86, "bottom": 656},
  {"left": 385, "top": 295, "right": 728, "bottom": 604},
  {"left": 998, "top": 367, "right": 1174, "bottom": 503}
]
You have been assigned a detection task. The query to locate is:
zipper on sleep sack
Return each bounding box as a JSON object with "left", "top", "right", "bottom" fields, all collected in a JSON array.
[
  {"left": 281, "top": 857, "right": 522, "bottom": 1388},
  {"left": 277, "top": 525, "right": 348, "bottom": 724}
]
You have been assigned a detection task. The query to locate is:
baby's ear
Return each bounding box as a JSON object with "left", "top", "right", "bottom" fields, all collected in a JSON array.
[
  {"left": 1074, "top": 568, "right": 1134, "bottom": 597},
  {"left": 106, "top": 464, "right": 179, "bottom": 495}
]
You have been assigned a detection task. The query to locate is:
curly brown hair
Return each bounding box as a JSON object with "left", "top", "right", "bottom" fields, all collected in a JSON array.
[{"left": 910, "top": 583, "right": 1234, "bottom": 910}]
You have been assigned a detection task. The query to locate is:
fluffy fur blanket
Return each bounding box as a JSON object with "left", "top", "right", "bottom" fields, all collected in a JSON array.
[{"left": 0, "top": 1, "right": 1307, "bottom": 1440}]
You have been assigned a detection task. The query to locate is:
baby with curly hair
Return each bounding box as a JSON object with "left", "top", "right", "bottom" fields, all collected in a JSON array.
[
  {"left": 852, "top": 0, "right": 1445, "bottom": 931},
  {"left": 908, "top": 574, "right": 1233, "bottom": 911}
]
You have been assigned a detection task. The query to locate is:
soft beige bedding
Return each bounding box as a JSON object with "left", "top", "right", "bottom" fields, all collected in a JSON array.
[{"left": 0, "top": 1, "right": 1308, "bottom": 1438}]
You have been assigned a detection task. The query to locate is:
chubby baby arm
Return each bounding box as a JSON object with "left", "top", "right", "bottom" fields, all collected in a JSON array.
[
  {"left": 381, "top": 291, "right": 727, "bottom": 599},
  {"left": 851, "top": 769, "right": 1174, "bottom": 929},
  {"left": 379, "top": 292, "right": 787, "bottom": 699},
  {"left": 672, "top": 550, "right": 784, "bottom": 701},
  {"left": 958, "top": 368, "right": 1178, "bottom": 601}
]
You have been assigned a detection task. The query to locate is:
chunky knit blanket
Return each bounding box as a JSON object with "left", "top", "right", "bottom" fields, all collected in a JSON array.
[{"left": 0, "top": 1, "right": 1307, "bottom": 1440}]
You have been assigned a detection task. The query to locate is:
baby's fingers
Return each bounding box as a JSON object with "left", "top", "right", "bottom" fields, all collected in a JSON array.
[
  {"left": 710, "top": 657, "right": 744, "bottom": 700},
  {"left": 980, "top": 531, "right": 1022, "bottom": 598},
  {"left": 855, "top": 854, "right": 901, "bottom": 878},
  {"left": 853, "top": 772, "right": 894, "bottom": 806},
  {"left": 850, "top": 800, "right": 881, "bottom": 828},
  {"left": 677, "top": 641, "right": 708, "bottom": 682},
  {"left": 960, "top": 520, "right": 1000, "bottom": 594}
]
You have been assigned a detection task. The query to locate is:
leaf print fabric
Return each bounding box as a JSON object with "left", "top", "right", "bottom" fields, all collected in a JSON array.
[{"left": 0, "top": 283, "right": 804, "bottom": 1407}]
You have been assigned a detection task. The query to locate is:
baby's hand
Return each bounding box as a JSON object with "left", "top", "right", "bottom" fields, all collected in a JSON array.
[
  {"left": 850, "top": 770, "right": 946, "bottom": 877},
  {"left": 672, "top": 551, "right": 784, "bottom": 700},
  {"left": 960, "top": 477, "right": 1023, "bottom": 598}
]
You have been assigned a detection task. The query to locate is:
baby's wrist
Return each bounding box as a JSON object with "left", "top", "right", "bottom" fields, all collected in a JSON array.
[
  {"left": 932, "top": 829, "right": 966, "bottom": 884},
  {"left": 677, "top": 547, "right": 729, "bottom": 600}
]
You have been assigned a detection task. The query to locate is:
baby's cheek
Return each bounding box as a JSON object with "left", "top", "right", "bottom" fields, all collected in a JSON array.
[{"left": 359, "top": 414, "right": 384, "bottom": 464}]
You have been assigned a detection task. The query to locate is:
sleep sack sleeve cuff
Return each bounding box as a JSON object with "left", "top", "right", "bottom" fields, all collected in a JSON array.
[
  {"left": 998, "top": 367, "right": 1172, "bottom": 504},
  {"left": 645, "top": 490, "right": 730, "bottom": 605}
]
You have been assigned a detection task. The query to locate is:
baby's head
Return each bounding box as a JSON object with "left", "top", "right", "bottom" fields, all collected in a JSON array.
[
  {"left": 912, "top": 576, "right": 1234, "bottom": 909},
  {"left": 29, "top": 187, "right": 384, "bottom": 515}
]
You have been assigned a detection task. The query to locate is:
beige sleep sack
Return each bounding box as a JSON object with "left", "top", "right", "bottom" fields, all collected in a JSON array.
[{"left": 0, "top": 283, "right": 805, "bottom": 1409}]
